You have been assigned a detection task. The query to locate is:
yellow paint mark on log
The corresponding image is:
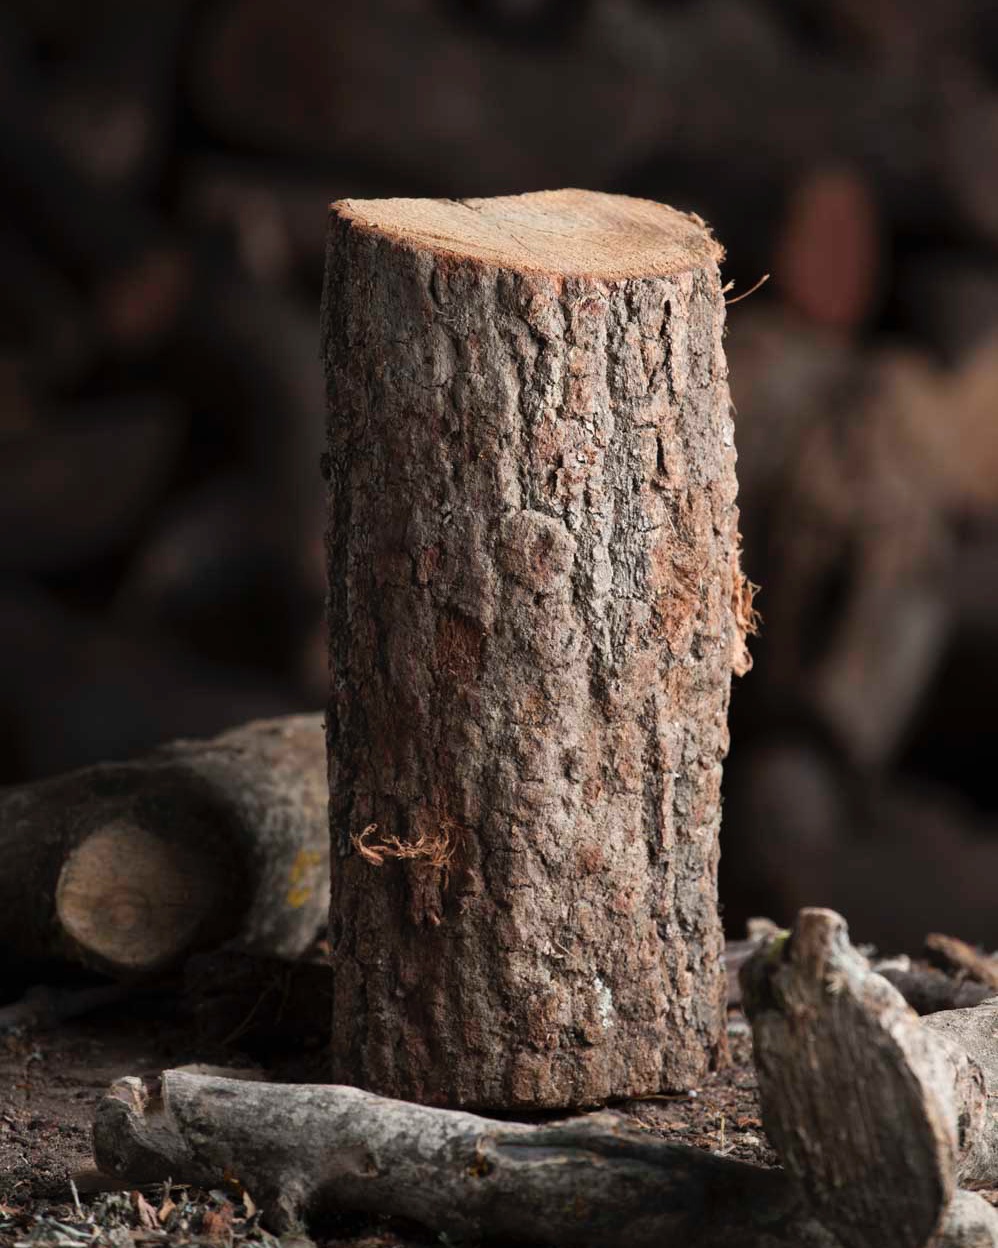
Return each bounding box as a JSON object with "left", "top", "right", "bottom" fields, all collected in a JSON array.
[{"left": 286, "top": 848, "right": 323, "bottom": 909}]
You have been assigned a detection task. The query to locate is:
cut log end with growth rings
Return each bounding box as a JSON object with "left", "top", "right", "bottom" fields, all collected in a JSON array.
[{"left": 0, "top": 714, "right": 329, "bottom": 977}]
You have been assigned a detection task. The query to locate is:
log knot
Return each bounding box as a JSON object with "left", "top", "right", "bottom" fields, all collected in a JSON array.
[{"left": 500, "top": 510, "right": 577, "bottom": 592}]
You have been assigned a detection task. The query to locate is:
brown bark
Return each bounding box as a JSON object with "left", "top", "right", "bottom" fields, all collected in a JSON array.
[
  {"left": 321, "top": 189, "right": 746, "bottom": 1109},
  {"left": 92, "top": 1067, "right": 998, "bottom": 1247},
  {"left": 0, "top": 715, "right": 328, "bottom": 976},
  {"left": 741, "top": 908, "right": 998, "bottom": 1248}
]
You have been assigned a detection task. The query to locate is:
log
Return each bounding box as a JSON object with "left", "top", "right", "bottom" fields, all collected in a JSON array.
[
  {"left": 446, "top": 0, "right": 590, "bottom": 48},
  {"left": 875, "top": 964, "right": 994, "bottom": 1015},
  {"left": 185, "top": 0, "right": 672, "bottom": 192},
  {"left": 764, "top": 355, "right": 953, "bottom": 768},
  {"left": 723, "top": 307, "right": 859, "bottom": 510},
  {"left": 741, "top": 908, "right": 998, "bottom": 1248},
  {"left": 723, "top": 920, "right": 780, "bottom": 1007},
  {"left": 0, "top": 227, "right": 92, "bottom": 388},
  {"left": 0, "top": 47, "right": 191, "bottom": 353},
  {"left": 896, "top": 251, "right": 998, "bottom": 362},
  {"left": 0, "top": 982, "right": 128, "bottom": 1034},
  {"left": 40, "top": 0, "right": 186, "bottom": 194},
  {"left": 896, "top": 331, "right": 998, "bottom": 517},
  {"left": 112, "top": 473, "right": 320, "bottom": 677},
  {"left": 92, "top": 1067, "right": 998, "bottom": 1247},
  {"left": 752, "top": 333, "right": 998, "bottom": 774},
  {"left": 322, "top": 189, "right": 749, "bottom": 1108},
  {"left": 0, "top": 716, "right": 327, "bottom": 976}
]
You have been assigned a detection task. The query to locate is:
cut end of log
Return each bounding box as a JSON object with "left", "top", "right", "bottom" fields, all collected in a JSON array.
[
  {"left": 56, "top": 822, "right": 228, "bottom": 974},
  {"left": 330, "top": 189, "right": 723, "bottom": 280},
  {"left": 93, "top": 1075, "right": 187, "bottom": 1187},
  {"left": 741, "top": 907, "right": 966, "bottom": 1248}
]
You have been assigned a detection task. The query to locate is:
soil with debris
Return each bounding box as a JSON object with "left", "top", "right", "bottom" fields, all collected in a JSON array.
[{"left": 0, "top": 995, "right": 772, "bottom": 1248}]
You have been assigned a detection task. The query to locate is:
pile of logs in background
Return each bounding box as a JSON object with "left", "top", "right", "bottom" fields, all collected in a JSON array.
[{"left": 3, "top": 0, "right": 998, "bottom": 952}]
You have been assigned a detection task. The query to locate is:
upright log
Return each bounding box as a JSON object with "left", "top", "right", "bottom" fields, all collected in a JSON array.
[{"left": 321, "top": 189, "right": 749, "bottom": 1108}]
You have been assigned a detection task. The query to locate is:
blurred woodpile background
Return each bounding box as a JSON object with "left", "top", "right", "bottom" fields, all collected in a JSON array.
[{"left": 2, "top": 0, "right": 997, "bottom": 950}]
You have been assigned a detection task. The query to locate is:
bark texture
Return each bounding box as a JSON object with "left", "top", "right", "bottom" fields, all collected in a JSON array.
[
  {"left": 321, "top": 189, "right": 747, "bottom": 1108},
  {"left": 92, "top": 1068, "right": 998, "bottom": 1248},
  {"left": 0, "top": 715, "right": 328, "bottom": 975}
]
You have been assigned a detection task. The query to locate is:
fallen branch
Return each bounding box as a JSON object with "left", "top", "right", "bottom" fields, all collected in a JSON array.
[
  {"left": 92, "top": 1066, "right": 998, "bottom": 1247},
  {"left": 0, "top": 715, "right": 327, "bottom": 977},
  {"left": 742, "top": 908, "right": 998, "bottom": 1248}
]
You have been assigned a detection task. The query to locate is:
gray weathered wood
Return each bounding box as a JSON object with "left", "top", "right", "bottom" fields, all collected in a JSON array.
[
  {"left": 92, "top": 1067, "right": 998, "bottom": 1247},
  {"left": 742, "top": 908, "right": 998, "bottom": 1248}
]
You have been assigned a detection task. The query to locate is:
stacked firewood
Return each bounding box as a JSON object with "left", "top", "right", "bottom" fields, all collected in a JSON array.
[
  {"left": 722, "top": 295, "right": 998, "bottom": 949},
  {"left": 2, "top": 0, "right": 998, "bottom": 948}
]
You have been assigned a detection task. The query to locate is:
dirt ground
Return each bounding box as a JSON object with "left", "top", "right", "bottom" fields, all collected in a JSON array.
[{"left": 0, "top": 995, "right": 772, "bottom": 1247}]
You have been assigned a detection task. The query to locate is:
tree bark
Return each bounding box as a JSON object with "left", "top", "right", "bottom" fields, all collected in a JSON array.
[
  {"left": 0, "top": 715, "right": 328, "bottom": 976},
  {"left": 321, "top": 188, "right": 749, "bottom": 1108},
  {"left": 92, "top": 1067, "right": 998, "bottom": 1247},
  {"left": 741, "top": 908, "right": 998, "bottom": 1248}
]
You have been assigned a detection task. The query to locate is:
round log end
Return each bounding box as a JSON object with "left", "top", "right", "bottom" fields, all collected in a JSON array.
[
  {"left": 330, "top": 188, "right": 723, "bottom": 280},
  {"left": 56, "top": 822, "right": 229, "bottom": 974}
]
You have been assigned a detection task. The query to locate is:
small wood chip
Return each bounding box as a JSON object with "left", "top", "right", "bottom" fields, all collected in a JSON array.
[
  {"left": 201, "top": 1203, "right": 235, "bottom": 1246},
  {"left": 131, "top": 1191, "right": 159, "bottom": 1231}
]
